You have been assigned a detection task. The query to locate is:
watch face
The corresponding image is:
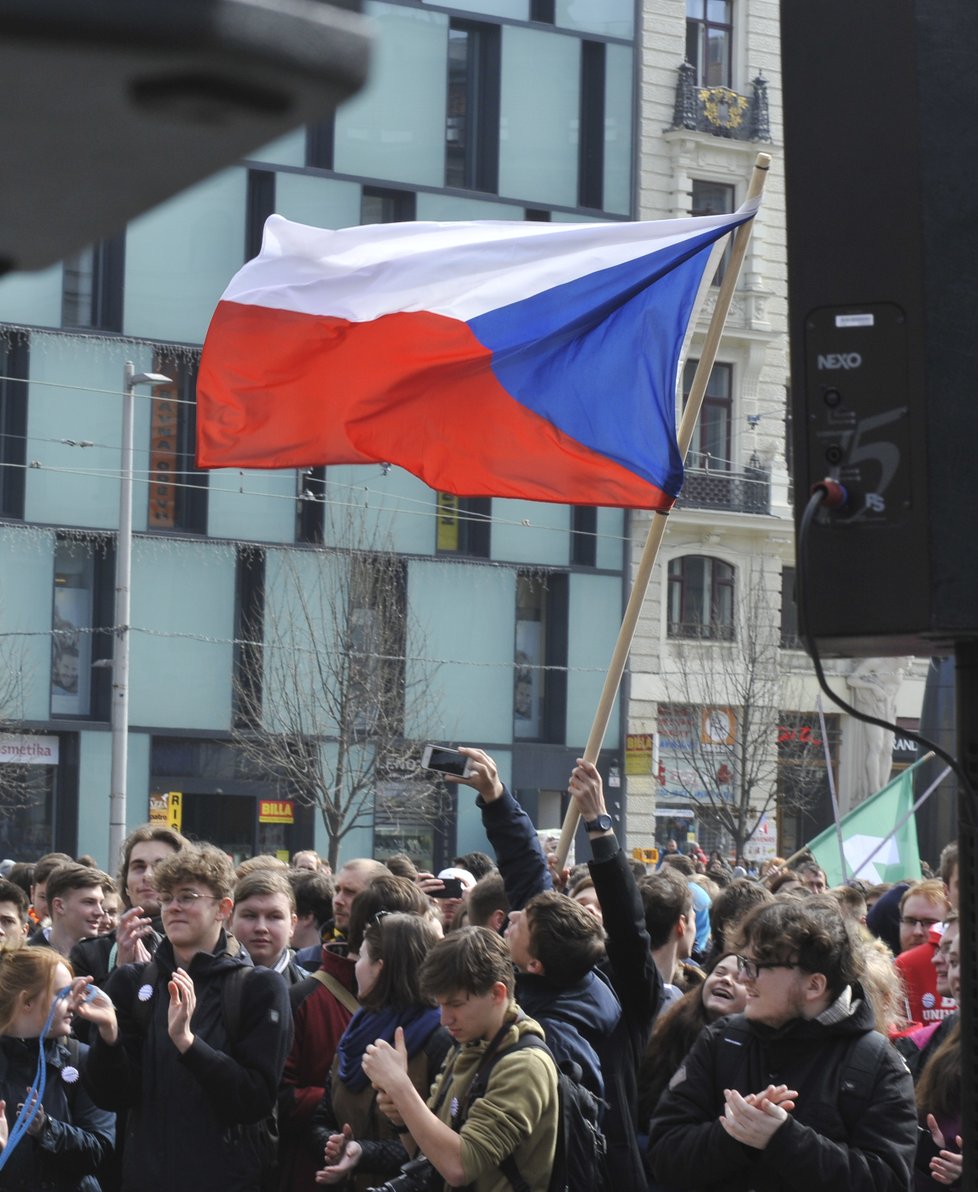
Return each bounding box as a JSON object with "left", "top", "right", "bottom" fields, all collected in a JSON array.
[{"left": 588, "top": 814, "right": 612, "bottom": 831}]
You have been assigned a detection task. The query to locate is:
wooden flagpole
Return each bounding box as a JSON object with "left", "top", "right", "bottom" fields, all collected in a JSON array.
[{"left": 555, "top": 150, "right": 772, "bottom": 869}]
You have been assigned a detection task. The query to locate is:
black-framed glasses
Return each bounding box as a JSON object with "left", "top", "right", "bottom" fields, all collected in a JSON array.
[
  {"left": 158, "top": 891, "right": 220, "bottom": 910},
  {"left": 736, "top": 955, "right": 801, "bottom": 981},
  {"left": 900, "top": 916, "right": 942, "bottom": 930}
]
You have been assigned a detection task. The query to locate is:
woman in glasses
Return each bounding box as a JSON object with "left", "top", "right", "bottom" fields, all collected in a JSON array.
[
  {"left": 0, "top": 946, "right": 114, "bottom": 1190},
  {"left": 638, "top": 951, "right": 749, "bottom": 1132},
  {"left": 312, "top": 912, "right": 451, "bottom": 1189}
]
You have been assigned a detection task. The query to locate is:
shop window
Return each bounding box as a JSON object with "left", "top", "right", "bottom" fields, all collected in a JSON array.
[
  {"left": 514, "top": 572, "right": 567, "bottom": 741},
  {"left": 436, "top": 494, "right": 491, "bottom": 558},
  {"left": 0, "top": 731, "right": 76, "bottom": 858},
  {"left": 147, "top": 352, "right": 208, "bottom": 535},
  {"left": 61, "top": 236, "right": 125, "bottom": 332},
  {"left": 667, "top": 555, "right": 735, "bottom": 641},
  {"left": 0, "top": 335, "right": 28, "bottom": 520},
  {"left": 446, "top": 21, "right": 500, "bottom": 192},
  {"left": 686, "top": 0, "right": 733, "bottom": 88}
]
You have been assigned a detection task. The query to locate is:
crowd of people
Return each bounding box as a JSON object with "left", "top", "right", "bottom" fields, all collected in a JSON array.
[{"left": 0, "top": 746, "right": 962, "bottom": 1191}]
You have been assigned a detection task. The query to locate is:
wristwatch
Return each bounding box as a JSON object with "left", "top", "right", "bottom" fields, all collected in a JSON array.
[{"left": 584, "top": 813, "right": 613, "bottom": 833}]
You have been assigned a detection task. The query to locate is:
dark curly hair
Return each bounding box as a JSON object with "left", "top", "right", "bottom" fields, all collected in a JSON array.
[{"left": 732, "top": 897, "right": 862, "bottom": 998}]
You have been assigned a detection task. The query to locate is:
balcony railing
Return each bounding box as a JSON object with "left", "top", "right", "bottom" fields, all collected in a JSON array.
[
  {"left": 677, "top": 457, "right": 771, "bottom": 515},
  {"left": 671, "top": 65, "right": 771, "bottom": 142}
]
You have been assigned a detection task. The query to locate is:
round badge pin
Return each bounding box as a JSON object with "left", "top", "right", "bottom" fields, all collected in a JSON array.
[
  {"left": 61, "top": 1066, "right": 79, "bottom": 1084},
  {"left": 137, "top": 983, "right": 154, "bottom": 1002}
]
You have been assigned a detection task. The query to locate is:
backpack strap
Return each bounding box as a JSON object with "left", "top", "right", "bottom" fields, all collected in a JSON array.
[
  {"left": 460, "top": 1032, "right": 549, "bottom": 1192},
  {"left": 838, "top": 1029, "right": 890, "bottom": 1114},
  {"left": 310, "top": 968, "right": 359, "bottom": 1015},
  {"left": 221, "top": 964, "right": 253, "bottom": 1041},
  {"left": 713, "top": 1019, "right": 752, "bottom": 1102}
]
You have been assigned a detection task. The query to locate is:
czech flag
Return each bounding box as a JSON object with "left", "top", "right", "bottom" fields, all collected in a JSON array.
[{"left": 197, "top": 201, "right": 757, "bottom": 510}]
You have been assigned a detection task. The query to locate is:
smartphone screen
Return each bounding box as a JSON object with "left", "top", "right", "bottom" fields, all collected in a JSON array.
[{"left": 424, "top": 745, "right": 469, "bottom": 777}]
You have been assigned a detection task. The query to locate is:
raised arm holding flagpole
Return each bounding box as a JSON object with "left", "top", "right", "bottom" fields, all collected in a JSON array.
[{"left": 555, "top": 150, "right": 772, "bottom": 867}]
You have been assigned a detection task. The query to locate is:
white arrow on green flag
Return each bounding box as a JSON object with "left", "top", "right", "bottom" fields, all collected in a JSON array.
[{"left": 806, "top": 759, "right": 933, "bottom": 886}]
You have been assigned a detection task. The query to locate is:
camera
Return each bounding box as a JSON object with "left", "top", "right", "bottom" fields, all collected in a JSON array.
[{"left": 367, "top": 1156, "right": 440, "bottom": 1192}]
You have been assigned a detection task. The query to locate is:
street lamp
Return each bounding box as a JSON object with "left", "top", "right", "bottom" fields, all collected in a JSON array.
[{"left": 108, "top": 361, "right": 171, "bottom": 870}]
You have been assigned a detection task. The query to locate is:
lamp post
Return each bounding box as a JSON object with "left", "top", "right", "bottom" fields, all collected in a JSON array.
[{"left": 108, "top": 361, "right": 171, "bottom": 870}]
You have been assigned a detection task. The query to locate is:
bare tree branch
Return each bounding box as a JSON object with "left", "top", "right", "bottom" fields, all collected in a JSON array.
[
  {"left": 660, "top": 564, "right": 825, "bottom": 857},
  {"left": 231, "top": 507, "right": 445, "bottom": 868}
]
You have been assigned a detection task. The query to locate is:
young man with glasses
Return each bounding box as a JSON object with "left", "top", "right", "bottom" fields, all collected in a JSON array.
[
  {"left": 648, "top": 899, "right": 917, "bottom": 1191},
  {"left": 897, "top": 879, "right": 950, "bottom": 954},
  {"left": 894, "top": 878, "right": 955, "bottom": 1030},
  {"left": 81, "top": 843, "right": 292, "bottom": 1192}
]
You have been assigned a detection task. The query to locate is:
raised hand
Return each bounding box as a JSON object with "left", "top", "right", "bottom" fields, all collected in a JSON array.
[
  {"left": 167, "top": 968, "right": 197, "bottom": 1053},
  {"left": 115, "top": 906, "right": 154, "bottom": 966},
  {"left": 68, "top": 977, "right": 118, "bottom": 1045}
]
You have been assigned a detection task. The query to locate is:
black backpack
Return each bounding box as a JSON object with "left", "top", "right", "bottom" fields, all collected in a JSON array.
[
  {"left": 132, "top": 961, "right": 280, "bottom": 1191},
  {"left": 465, "top": 1033, "right": 611, "bottom": 1192}
]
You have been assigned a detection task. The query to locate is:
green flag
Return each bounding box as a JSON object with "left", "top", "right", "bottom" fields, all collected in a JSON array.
[{"left": 806, "top": 763, "right": 923, "bottom": 886}]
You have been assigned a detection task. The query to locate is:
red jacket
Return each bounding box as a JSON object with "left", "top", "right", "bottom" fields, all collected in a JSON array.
[
  {"left": 894, "top": 937, "right": 956, "bottom": 1027},
  {"left": 278, "top": 944, "right": 357, "bottom": 1192}
]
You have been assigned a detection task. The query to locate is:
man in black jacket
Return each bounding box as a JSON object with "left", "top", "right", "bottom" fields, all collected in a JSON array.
[
  {"left": 648, "top": 899, "right": 917, "bottom": 1192},
  {"left": 80, "top": 843, "right": 292, "bottom": 1192},
  {"left": 458, "top": 747, "right": 653, "bottom": 1192}
]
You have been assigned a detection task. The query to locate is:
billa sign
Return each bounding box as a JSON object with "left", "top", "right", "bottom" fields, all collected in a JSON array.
[{"left": 259, "top": 799, "right": 294, "bottom": 824}]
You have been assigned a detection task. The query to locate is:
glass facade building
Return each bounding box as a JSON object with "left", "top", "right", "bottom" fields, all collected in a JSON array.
[{"left": 0, "top": 0, "right": 637, "bottom": 867}]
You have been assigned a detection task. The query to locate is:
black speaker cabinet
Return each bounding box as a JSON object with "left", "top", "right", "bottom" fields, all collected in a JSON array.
[{"left": 782, "top": 0, "right": 978, "bottom": 656}]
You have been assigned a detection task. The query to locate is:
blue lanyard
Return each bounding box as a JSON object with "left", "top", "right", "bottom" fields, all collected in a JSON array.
[{"left": 0, "top": 983, "right": 101, "bottom": 1170}]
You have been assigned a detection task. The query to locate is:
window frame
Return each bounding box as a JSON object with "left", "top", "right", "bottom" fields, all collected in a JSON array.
[
  {"left": 0, "top": 334, "right": 28, "bottom": 520},
  {"left": 50, "top": 534, "right": 113, "bottom": 721},
  {"left": 667, "top": 554, "right": 736, "bottom": 641},
  {"left": 446, "top": 19, "right": 501, "bottom": 194},
  {"left": 578, "top": 40, "right": 605, "bottom": 210},
  {"left": 514, "top": 571, "right": 568, "bottom": 743},
  {"left": 685, "top": 0, "right": 734, "bottom": 89},
  {"left": 61, "top": 235, "right": 125, "bottom": 333},
  {"left": 683, "top": 359, "right": 733, "bottom": 470},
  {"left": 435, "top": 494, "right": 491, "bottom": 559},
  {"left": 147, "top": 352, "right": 208, "bottom": 536},
  {"left": 361, "top": 186, "right": 417, "bottom": 224}
]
